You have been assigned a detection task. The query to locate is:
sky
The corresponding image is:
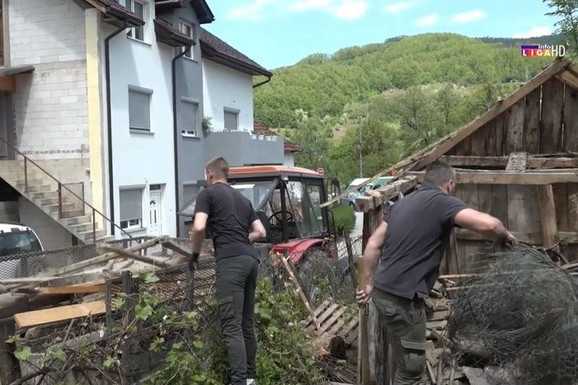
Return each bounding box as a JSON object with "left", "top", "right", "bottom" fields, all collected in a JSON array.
[{"left": 202, "top": 0, "right": 559, "bottom": 70}]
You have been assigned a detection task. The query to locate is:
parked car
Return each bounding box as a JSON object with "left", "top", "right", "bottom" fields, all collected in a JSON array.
[
  {"left": 0, "top": 224, "right": 44, "bottom": 279},
  {"left": 344, "top": 177, "right": 394, "bottom": 207}
]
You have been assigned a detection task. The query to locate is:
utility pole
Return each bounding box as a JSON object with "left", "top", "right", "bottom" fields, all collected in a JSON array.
[{"left": 358, "top": 118, "right": 363, "bottom": 178}]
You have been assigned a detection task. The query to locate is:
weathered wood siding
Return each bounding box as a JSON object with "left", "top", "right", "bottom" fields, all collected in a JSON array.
[{"left": 441, "top": 79, "right": 578, "bottom": 273}]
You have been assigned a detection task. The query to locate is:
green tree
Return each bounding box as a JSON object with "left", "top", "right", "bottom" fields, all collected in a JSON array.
[{"left": 544, "top": 0, "right": 578, "bottom": 56}]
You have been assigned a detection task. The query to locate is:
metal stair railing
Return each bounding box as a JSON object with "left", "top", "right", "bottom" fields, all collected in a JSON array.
[{"left": 0, "top": 135, "right": 132, "bottom": 242}]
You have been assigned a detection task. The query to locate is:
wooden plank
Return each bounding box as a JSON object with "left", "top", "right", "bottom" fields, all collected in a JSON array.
[
  {"left": 483, "top": 121, "right": 496, "bottom": 156},
  {"left": 309, "top": 300, "right": 331, "bottom": 321},
  {"left": 569, "top": 184, "right": 578, "bottom": 232},
  {"left": 51, "top": 236, "right": 169, "bottom": 277},
  {"left": 455, "top": 229, "right": 543, "bottom": 244},
  {"left": 34, "top": 284, "right": 105, "bottom": 295},
  {"left": 478, "top": 185, "right": 493, "bottom": 215},
  {"left": 327, "top": 316, "right": 349, "bottom": 336},
  {"left": 506, "top": 99, "right": 525, "bottom": 153},
  {"left": 441, "top": 155, "right": 578, "bottom": 169},
  {"left": 492, "top": 185, "right": 508, "bottom": 228},
  {"left": 561, "top": 231, "right": 578, "bottom": 244},
  {"left": 493, "top": 114, "right": 506, "bottom": 156},
  {"left": 554, "top": 184, "right": 569, "bottom": 232},
  {"left": 279, "top": 253, "right": 320, "bottom": 330},
  {"left": 427, "top": 320, "right": 448, "bottom": 330},
  {"left": 506, "top": 152, "right": 527, "bottom": 172},
  {"left": 315, "top": 306, "right": 348, "bottom": 336},
  {"left": 537, "top": 185, "right": 560, "bottom": 249},
  {"left": 450, "top": 136, "right": 472, "bottom": 156},
  {"left": 461, "top": 184, "right": 479, "bottom": 210},
  {"left": 541, "top": 78, "right": 565, "bottom": 153},
  {"left": 441, "top": 155, "right": 509, "bottom": 168},
  {"left": 469, "top": 126, "right": 487, "bottom": 156},
  {"left": 14, "top": 301, "right": 106, "bottom": 328},
  {"left": 408, "top": 170, "right": 578, "bottom": 185},
  {"left": 524, "top": 88, "right": 541, "bottom": 153},
  {"left": 558, "top": 70, "right": 578, "bottom": 90},
  {"left": 564, "top": 82, "right": 578, "bottom": 152},
  {"left": 355, "top": 177, "right": 417, "bottom": 212},
  {"left": 529, "top": 157, "right": 578, "bottom": 169},
  {"left": 315, "top": 303, "right": 339, "bottom": 328},
  {"left": 341, "top": 316, "right": 359, "bottom": 340},
  {"left": 322, "top": 59, "right": 571, "bottom": 208}
]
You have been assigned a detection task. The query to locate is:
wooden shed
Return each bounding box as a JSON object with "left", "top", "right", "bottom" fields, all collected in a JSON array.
[
  {"left": 356, "top": 57, "right": 578, "bottom": 274},
  {"left": 351, "top": 56, "right": 578, "bottom": 385}
]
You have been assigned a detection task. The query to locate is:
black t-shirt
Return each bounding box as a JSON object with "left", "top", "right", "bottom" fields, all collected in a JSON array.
[
  {"left": 193, "top": 183, "right": 258, "bottom": 259},
  {"left": 374, "top": 183, "right": 467, "bottom": 299}
]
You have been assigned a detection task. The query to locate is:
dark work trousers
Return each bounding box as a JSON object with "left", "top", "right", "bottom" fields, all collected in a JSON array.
[
  {"left": 215, "top": 255, "right": 259, "bottom": 385},
  {"left": 372, "top": 289, "right": 427, "bottom": 385}
]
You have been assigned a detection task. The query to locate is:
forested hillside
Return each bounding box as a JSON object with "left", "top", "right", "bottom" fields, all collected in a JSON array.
[{"left": 254, "top": 33, "right": 557, "bottom": 184}]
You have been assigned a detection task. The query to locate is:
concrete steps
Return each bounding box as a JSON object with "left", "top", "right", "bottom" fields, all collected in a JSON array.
[{"left": 0, "top": 159, "right": 116, "bottom": 245}]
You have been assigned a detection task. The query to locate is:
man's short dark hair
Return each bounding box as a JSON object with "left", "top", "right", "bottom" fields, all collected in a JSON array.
[
  {"left": 206, "top": 157, "right": 229, "bottom": 179},
  {"left": 424, "top": 161, "right": 455, "bottom": 186}
]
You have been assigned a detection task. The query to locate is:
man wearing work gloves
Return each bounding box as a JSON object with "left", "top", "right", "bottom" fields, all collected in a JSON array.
[
  {"left": 356, "top": 161, "right": 515, "bottom": 385},
  {"left": 190, "top": 157, "right": 267, "bottom": 385}
]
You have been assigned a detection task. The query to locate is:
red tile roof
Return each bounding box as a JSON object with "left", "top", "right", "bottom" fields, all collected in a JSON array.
[
  {"left": 253, "top": 122, "right": 302, "bottom": 153},
  {"left": 200, "top": 28, "right": 273, "bottom": 77}
]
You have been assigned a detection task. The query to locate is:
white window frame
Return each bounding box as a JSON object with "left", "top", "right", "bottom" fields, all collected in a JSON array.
[
  {"left": 121, "top": 0, "right": 146, "bottom": 42},
  {"left": 128, "top": 86, "right": 153, "bottom": 133},
  {"left": 119, "top": 188, "right": 144, "bottom": 231},
  {"left": 179, "top": 20, "right": 195, "bottom": 60},
  {"left": 181, "top": 98, "right": 199, "bottom": 138}
]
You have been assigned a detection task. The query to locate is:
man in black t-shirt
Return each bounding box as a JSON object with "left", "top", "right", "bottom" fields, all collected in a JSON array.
[
  {"left": 190, "top": 157, "right": 266, "bottom": 385},
  {"left": 356, "top": 161, "right": 515, "bottom": 385}
]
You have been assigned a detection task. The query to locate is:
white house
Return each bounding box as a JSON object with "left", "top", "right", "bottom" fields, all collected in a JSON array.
[{"left": 0, "top": 0, "right": 285, "bottom": 247}]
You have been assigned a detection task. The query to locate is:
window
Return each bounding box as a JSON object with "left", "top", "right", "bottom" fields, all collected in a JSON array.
[
  {"left": 179, "top": 21, "right": 194, "bottom": 59},
  {"left": 122, "top": 0, "right": 145, "bottom": 41},
  {"left": 224, "top": 110, "right": 239, "bottom": 131},
  {"left": 181, "top": 100, "right": 199, "bottom": 137},
  {"left": 120, "top": 188, "right": 143, "bottom": 230},
  {"left": 0, "top": 231, "right": 42, "bottom": 256},
  {"left": 129, "top": 88, "right": 151, "bottom": 132},
  {"left": 286, "top": 180, "right": 325, "bottom": 238}
]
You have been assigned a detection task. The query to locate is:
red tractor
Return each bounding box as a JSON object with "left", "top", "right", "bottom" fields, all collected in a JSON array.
[{"left": 180, "top": 165, "right": 342, "bottom": 269}]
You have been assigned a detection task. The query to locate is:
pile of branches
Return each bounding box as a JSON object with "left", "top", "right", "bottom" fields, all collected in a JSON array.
[{"left": 448, "top": 246, "right": 578, "bottom": 385}]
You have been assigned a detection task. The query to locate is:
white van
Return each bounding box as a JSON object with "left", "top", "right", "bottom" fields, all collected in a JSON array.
[{"left": 0, "top": 224, "right": 44, "bottom": 279}]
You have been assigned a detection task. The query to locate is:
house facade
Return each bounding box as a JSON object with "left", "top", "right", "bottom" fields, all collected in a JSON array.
[
  {"left": 0, "top": 0, "right": 283, "bottom": 247},
  {"left": 253, "top": 122, "right": 302, "bottom": 167}
]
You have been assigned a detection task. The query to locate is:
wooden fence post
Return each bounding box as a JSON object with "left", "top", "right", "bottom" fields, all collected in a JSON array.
[{"left": 361, "top": 205, "right": 390, "bottom": 385}]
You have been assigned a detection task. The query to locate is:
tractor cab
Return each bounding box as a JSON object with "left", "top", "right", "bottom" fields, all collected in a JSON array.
[
  {"left": 179, "top": 165, "right": 334, "bottom": 265},
  {"left": 227, "top": 166, "right": 331, "bottom": 245}
]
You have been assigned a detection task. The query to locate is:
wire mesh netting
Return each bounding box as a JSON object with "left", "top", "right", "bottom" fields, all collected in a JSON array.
[
  {"left": 448, "top": 246, "right": 578, "bottom": 385},
  {"left": 12, "top": 234, "right": 361, "bottom": 384}
]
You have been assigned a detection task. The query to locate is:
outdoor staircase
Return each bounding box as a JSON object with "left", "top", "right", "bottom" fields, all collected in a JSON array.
[{"left": 0, "top": 159, "right": 118, "bottom": 244}]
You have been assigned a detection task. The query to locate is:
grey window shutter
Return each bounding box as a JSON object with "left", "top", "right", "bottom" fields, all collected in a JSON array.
[
  {"left": 129, "top": 90, "right": 150, "bottom": 130},
  {"left": 120, "top": 189, "right": 143, "bottom": 221},
  {"left": 224, "top": 111, "right": 238, "bottom": 131},
  {"left": 181, "top": 101, "right": 198, "bottom": 132}
]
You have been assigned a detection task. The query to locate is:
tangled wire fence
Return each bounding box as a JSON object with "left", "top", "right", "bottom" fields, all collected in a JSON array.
[
  {"left": 11, "top": 234, "right": 360, "bottom": 385},
  {"left": 448, "top": 246, "right": 578, "bottom": 385}
]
